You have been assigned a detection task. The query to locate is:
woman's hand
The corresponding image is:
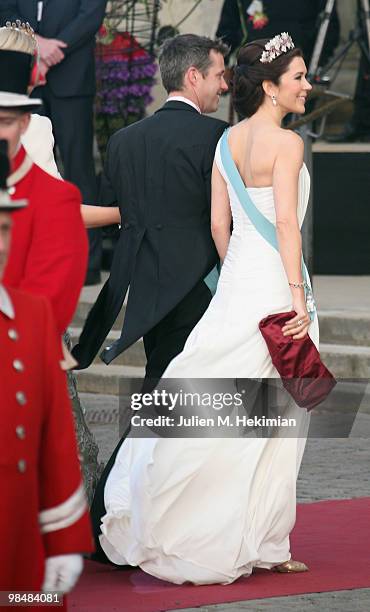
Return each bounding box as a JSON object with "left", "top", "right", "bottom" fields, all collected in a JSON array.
[
  {"left": 282, "top": 298, "right": 310, "bottom": 340},
  {"left": 80, "top": 205, "right": 121, "bottom": 228}
]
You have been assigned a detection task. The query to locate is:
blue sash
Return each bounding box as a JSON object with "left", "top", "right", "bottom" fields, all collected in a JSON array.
[
  {"left": 204, "top": 264, "right": 219, "bottom": 296},
  {"left": 219, "top": 128, "right": 315, "bottom": 320}
]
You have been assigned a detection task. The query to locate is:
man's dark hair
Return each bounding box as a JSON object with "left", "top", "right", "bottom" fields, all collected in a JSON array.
[{"left": 158, "top": 34, "right": 229, "bottom": 94}]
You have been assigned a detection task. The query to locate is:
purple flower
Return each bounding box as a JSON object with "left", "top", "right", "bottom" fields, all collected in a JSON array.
[{"left": 95, "top": 51, "right": 157, "bottom": 119}]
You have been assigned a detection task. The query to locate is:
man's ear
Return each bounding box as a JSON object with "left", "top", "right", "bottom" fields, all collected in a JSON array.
[
  {"left": 20, "top": 112, "right": 31, "bottom": 135},
  {"left": 186, "top": 66, "right": 199, "bottom": 88}
]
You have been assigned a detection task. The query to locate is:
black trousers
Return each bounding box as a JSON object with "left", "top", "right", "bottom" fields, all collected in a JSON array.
[
  {"left": 90, "top": 279, "right": 212, "bottom": 563},
  {"left": 142, "top": 278, "right": 212, "bottom": 391},
  {"left": 32, "top": 85, "right": 102, "bottom": 273}
]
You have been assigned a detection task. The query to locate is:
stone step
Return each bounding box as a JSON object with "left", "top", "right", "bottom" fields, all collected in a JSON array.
[
  {"left": 319, "top": 311, "right": 370, "bottom": 347},
  {"left": 74, "top": 343, "right": 370, "bottom": 395},
  {"left": 69, "top": 327, "right": 145, "bottom": 367},
  {"left": 72, "top": 307, "right": 370, "bottom": 351},
  {"left": 75, "top": 364, "right": 145, "bottom": 395},
  {"left": 317, "top": 380, "right": 370, "bottom": 415},
  {"left": 320, "top": 343, "right": 370, "bottom": 378}
]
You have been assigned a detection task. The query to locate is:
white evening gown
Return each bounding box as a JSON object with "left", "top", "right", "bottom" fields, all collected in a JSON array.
[{"left": 99, "top": 138, "right": 319, "bottom": 585}]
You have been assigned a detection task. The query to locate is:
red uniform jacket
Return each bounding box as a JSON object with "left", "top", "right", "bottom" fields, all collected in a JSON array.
[
  {"left": 3, "top": 146, "right": 88, "bottom": 334},
  {"left": 0, "top": 287, "right": 94, "bottom": 591}
]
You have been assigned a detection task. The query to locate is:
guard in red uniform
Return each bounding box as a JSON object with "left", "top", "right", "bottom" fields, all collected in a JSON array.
[
  {"left": 0, "top": 155, "right": 93, "bottom": 595},
  {"left": 0, "top": 21, "right": 88, "bottom": 334},
  {"left": 4, "top": 143, "right": 87, "bottom": 334}
]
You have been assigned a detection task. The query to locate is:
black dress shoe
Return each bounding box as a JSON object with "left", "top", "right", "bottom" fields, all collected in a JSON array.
[
  {"left": 84, "top": 269, "right": 101, "bottom": 286},
  {"left": 326, "top": 123, "right": 370, "bottom": 143}
]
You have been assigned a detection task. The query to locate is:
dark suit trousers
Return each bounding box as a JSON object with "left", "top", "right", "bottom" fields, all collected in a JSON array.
[
  {"left": 32, "top": 85, "right": 102, "bottom": 273},
  {"left": 142, "top": 278, "right": 212, "bottom": 391},
  {"left": 90, "top": 278, "right": 212, "bottom": 563}
]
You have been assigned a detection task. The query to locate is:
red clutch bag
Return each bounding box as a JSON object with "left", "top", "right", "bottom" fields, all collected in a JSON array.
[{"left": 259, "top": 311, "right": 336, "bottom": 411}]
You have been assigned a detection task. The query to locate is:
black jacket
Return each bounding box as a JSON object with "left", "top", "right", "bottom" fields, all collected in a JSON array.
[
  {"left": 72, "top": 102, "right": 228, "bottom": 368},
  {"left": 216, "top": 0, "right": 340, "bottom": 65},
  {"left": 0, "top": 0, "right": 107, "bottom": 96}
]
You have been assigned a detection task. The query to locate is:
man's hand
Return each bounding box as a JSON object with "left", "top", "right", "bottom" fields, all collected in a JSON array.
[
  {"left": 42, "top": 554, "right": 83, "bottom": 594},
  {"left": 35, "top": 35, "right": 67, "bottom": 67}
]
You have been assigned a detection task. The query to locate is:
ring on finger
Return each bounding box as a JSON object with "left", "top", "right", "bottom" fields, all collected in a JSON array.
[{"left": 297, "top": 319, "right": 303, "bottom": 326}]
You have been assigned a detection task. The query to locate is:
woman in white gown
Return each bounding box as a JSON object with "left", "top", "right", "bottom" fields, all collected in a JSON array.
[{"left": 99, "top": 35, "right": 318, "bottom": 584}]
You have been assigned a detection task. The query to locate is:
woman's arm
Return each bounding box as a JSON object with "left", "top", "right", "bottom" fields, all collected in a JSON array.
[
  {"left": 80, "top": 205, "right": 121, "bottom": 228},
  {"left": 273, "top": 132, "right": 310, "bottom": 339},
  {"left": 211, "top": 162, "right": 232, "bottom": 262}
]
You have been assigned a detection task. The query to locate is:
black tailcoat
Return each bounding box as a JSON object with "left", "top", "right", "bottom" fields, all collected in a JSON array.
[{"left": 73, "top": 102, "right": 228, "bottom": 368}]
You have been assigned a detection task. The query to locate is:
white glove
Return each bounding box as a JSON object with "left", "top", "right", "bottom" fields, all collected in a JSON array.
[{"left": 42, "top": 554, "right": 83, "bottom": 594}]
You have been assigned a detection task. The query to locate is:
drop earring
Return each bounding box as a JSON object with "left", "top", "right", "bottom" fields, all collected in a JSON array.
[{"left": 271, "top": 95, "right": 277, "bottom": 107}]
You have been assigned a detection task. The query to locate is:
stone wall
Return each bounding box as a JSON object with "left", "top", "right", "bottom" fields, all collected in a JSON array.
[{"left": 158, "top": 0, "right": 223, "bottom": 36}]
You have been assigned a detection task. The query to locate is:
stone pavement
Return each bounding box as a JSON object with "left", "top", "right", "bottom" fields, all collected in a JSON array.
[{"left": 81, "top": 392, "right": 370, "bottom": 612}]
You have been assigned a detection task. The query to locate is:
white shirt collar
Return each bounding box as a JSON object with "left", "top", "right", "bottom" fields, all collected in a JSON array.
[
  {"left": 0, "top": 284, "right": 15, "bottom": 319},
  {"left": 166, "top": 95, "right": 201, "bottom": 114}
]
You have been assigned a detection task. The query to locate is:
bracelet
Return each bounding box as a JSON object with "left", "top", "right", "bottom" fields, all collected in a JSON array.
[{"left": 289, "top": 281, "right": 308, "bottom": 289}]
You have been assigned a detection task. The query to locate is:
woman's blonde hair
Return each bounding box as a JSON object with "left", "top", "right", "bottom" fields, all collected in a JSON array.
[{"left": 0, "top": 21, "right": 37, "bottom": 56}]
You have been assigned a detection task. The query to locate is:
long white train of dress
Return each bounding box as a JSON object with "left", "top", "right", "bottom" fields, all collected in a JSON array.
[{"left": 99, "top": 139, "right": 320, "bottom": 585}]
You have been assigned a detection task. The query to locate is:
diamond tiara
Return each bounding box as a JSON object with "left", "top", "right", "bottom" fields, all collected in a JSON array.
[{"left": 260, "top": 32, "right": 295, "bottom": 64}]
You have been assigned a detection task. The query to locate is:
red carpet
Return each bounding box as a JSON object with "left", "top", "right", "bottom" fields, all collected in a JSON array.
[{"left": 70, "top": 497, "right": 370, "bottom": 611}]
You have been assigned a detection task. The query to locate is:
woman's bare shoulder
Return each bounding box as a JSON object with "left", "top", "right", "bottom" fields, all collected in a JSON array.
[
  {"left": 276, "top": 128, "right": 304, "bottom": 151},
  {"left": 228, "top": 123, "right": 304, "bottom": 171},
  {"left": 265, "top": 125, "right": 302, "bottom": 145},
  {"left": 272, "top": 129, "right": 304, "bottom": 168}
]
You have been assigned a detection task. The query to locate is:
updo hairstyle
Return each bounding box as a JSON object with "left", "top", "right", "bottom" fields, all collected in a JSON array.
[{"left": 232, "top": 39, "right": 303, "bottom": 118}]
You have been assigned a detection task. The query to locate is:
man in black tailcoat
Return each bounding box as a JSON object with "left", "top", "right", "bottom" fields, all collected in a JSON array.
[
  {"left": 73, "top": 34, "right": 228, "bottom": 561},
  {"left": 0, "top": 0, "right": 108, "bottom": 285},
  {"left": 73, "top": 34, "right": 229, "bottom": 387},
  {"left": 216, "top": 0, "right": 340, "bottom": 66}
]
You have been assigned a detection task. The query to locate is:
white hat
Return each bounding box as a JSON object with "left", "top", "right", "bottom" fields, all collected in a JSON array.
[{"left": 0, "top": 91, "right": 41, "bottom": 109}]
